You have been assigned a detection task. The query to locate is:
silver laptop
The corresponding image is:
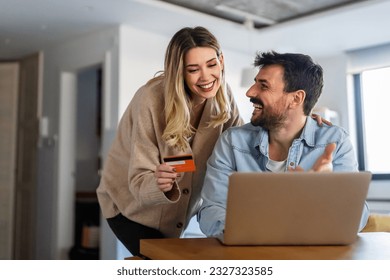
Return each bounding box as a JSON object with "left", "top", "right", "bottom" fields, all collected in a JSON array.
[{"left": 218, "top": 171, "right": 371, "bottom": 246}]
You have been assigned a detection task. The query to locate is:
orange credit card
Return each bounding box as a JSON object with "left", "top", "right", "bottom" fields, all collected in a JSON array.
[{"left": 163, "top": 154, "right": 196, "bottom": 173}]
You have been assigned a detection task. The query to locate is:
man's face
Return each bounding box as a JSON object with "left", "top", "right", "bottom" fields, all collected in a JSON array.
[{"left": 246, "top": 64, "right": 292, "bottom": 130}]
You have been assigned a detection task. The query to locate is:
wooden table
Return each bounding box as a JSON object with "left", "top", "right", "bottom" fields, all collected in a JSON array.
[{"left": 139, "top": 232, "right": 390, "bottom": 260}]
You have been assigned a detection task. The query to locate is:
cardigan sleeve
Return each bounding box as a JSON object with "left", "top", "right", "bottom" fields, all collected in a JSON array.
[{"left": 126, "top": 84, "right": 180, "bottom": 207}]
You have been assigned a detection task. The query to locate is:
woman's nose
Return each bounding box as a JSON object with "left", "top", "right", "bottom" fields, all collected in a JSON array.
[{"left": 198, "top": 67, "right": 209, "bottom": 79}]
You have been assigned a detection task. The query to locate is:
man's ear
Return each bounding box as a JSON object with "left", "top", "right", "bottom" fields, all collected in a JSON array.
[{"left": 290, "top": 90, "right": 305, "bottom": 109}]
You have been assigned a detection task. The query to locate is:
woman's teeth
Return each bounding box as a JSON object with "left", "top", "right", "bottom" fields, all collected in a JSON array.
[{"left": 199, "top": 82, "right": 213, "bottom": 89}]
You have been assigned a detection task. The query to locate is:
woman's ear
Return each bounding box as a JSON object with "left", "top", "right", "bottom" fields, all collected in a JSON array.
[{"left": 219, "top": 52, "right": 224, "bottom": 70}]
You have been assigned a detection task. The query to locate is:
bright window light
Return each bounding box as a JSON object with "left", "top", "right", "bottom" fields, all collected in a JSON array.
[{"left": 360, "top": 67, "right": 390, "bottom": 174}]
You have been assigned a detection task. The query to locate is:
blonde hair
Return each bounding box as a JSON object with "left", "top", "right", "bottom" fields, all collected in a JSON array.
[{"left": 162, "top": 26, "right": 231, "bottom": 151}]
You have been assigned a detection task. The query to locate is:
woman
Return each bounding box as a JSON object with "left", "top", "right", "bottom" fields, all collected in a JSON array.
[{"left": 96, "top": 26, "right": 243, "bottom": 256}]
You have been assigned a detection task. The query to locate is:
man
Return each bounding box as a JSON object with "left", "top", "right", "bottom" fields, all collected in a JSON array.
[{"left": 198, "top": 51, "right": 369, "bottom": 237}]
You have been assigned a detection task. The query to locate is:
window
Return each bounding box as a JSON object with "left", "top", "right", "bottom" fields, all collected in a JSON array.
[{"left": 354, "top": 66, "right": 390, "bottom": 180}]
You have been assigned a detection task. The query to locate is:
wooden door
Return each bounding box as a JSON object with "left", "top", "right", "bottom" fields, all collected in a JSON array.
[
  {"left": 0, "top": 63, "right": 19, "bottom": 259},
  {"left": 13, "top": 53, "right": 42, "bottom": 259}
]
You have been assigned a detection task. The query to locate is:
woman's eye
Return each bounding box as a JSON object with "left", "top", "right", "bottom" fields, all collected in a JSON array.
[
  {"left": 188, "top": 69, "right": 198, "bottom": 73},
  {"left": 208, "top": 63, "right": 217, "bottom": 67}
]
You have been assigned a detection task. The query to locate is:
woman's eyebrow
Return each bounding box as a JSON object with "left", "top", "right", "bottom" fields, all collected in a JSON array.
[{"left": 185, "top": 57, "right": 217, "bottom": 68}]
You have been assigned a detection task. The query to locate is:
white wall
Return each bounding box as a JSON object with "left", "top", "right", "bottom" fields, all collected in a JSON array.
[
  {"left": 222, "top": 49, "right": 255, "bottom": 123},
  {"left": 38, "top": 26, "right": 120, "bottom": 259},
  {"left": 315, "top": 54, "right": 350, "bottom": 128},
  {"left": 118, "top": 26, "right": 168, "bottom": 117}
]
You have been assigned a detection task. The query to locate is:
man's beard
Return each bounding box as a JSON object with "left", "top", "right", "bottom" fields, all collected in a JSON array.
[{"left": 250, "top": 104, "right": 288, "bottom": 130}]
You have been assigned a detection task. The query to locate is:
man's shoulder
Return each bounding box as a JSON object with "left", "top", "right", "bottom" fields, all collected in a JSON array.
[
  {"left": 316, "top": 123, "right": 349, "bottom": 137},
  {"left": 306, "top": 118, "right": 350, "bottom": 146}
]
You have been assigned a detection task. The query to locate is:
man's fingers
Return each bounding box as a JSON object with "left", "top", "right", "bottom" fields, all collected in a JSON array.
[
  {"left": 311, "top": 143, "right": 336, "bottom": 172},
  {"left": 323, "top": 143, "right": 336, "bottom": 161}
]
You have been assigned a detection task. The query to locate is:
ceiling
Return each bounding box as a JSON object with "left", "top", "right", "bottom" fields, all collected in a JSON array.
[
  {"left": 0, "top": 0, "right": 385, "bottom": 60},
  {"left": 158, "top": 0, "right": 369, "bottom": 28}
]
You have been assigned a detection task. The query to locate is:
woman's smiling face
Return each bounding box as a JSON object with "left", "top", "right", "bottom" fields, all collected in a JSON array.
[{"left": 183, "top": 47, "right": 224, "bottom": 104}]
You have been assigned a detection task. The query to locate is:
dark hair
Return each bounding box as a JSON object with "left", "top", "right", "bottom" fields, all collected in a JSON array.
[{"left": 254, "top": 51, "right": 323, "bottom": 115}]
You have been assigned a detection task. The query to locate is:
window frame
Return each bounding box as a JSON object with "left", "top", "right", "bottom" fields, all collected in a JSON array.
[{"left": 353, "top": 73, "right": 390, "bottom": 180}]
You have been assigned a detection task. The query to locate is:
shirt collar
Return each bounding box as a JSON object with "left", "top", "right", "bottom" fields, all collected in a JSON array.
[
  {"left": 256, "top": 126, "right": 269, "bottom": 156},
  {"left": 299, "top": 117, "right": 317, "bottom": 147},
  {"left": 255, "top": 116, "right": 317, "bottom": 153}
]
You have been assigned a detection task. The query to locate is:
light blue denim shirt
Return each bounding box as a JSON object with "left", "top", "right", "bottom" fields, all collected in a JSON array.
[{"left": 198, "top": 117, "right": 370, "bottom": 237}]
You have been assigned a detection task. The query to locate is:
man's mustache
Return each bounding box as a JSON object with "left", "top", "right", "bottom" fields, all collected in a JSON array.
[{"left": 250, "top": 98, "right": 263, "bottom": 106}]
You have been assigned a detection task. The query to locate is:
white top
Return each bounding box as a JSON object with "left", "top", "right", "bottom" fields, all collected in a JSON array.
[{"left": 266, "top": 158, "right": 287, "bottom": 172}]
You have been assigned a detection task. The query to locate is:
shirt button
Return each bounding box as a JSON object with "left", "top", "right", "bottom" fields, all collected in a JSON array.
[
  {"left": 176, "top": 222, "right": 183, "bottom": 228},
  {"left": 289, "top": 162, "right": 295, "bottom": 166},
  {"left": 183, "top": 188, "right": 189, "bottom": 195}
]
